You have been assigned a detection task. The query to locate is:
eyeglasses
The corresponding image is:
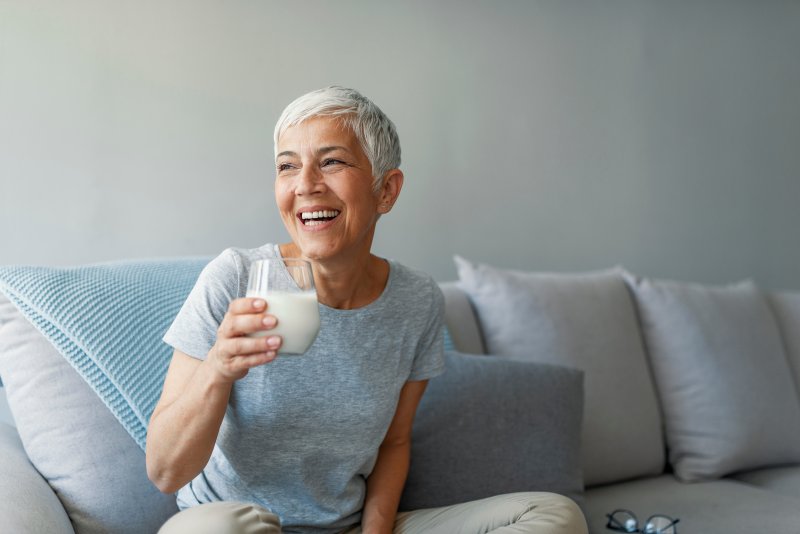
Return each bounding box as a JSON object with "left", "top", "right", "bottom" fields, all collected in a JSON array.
[{"left": 606, "top": 509, "right": 680, "bottom": 534}]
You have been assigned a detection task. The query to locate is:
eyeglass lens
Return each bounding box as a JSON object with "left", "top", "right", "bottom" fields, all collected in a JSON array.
[
  {"left": 644, "top": 515, "right": 677, "bottom": 534},
  {"left": 609, "top": 510, "right": 639, "bottom": 532}
]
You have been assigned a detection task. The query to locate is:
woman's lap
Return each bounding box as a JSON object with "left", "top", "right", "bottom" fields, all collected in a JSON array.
[
  {"left": 159, "top": 492, "right": 587, "bottom": 534},
  {"left": 158, "top": 501, "right": 281, "bottom": 534}
]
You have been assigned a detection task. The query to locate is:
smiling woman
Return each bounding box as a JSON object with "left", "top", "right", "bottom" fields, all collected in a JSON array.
[{"left": 145, "top": 86, "right": 587, "bottom": 534}]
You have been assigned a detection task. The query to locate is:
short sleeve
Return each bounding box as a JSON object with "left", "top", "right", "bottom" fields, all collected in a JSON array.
[
  {"left": 407, "top": 282, "right": 446, "bottom": 382},
  {"left": 162, "top": 249, "right": 242, "bottom": 360}
]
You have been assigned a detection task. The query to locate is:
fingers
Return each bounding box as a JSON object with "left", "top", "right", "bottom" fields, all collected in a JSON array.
[
  {"left": 229, "top": 297, "right": 267, "bottom": 315},
  {"left": 219, "top": 312, "right": 277, "bottom": 338},
  {"left": 219, "top": 298, "right": 279, "bottom": 338},
  {"left": 207, "top": 297, "right": 284, "bottom": 382},
  {"left": 208, "top": 335, "right": 282, "bottom": 382},
  {"left": 216, "top": 334, "right": 281, "bottom": 358}
]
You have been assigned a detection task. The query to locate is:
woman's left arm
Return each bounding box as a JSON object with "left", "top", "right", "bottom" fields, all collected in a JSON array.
[{"left": 361, "top": 379, "right": 429, "bottom": 534}]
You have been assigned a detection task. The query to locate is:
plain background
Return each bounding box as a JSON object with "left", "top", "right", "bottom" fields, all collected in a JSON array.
[{"left": 1, "top": 1, "right": 799, "bottom": 423}]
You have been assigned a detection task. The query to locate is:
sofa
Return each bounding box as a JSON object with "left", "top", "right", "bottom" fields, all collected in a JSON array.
[{"left": 2, "top": 255, "right": 800, "bottom": 534}]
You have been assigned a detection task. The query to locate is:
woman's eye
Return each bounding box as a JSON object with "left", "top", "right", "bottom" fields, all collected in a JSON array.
[
  {"left": 277, "top": 163, "right": 293, "bottom": 172},
  {"left": 322, "top": 158, "right": 345, "bottom": 167}
]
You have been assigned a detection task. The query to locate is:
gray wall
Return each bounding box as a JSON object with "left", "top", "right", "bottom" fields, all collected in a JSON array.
[{"left": 2, "top": 0, "right": 800, "bottom": 289}]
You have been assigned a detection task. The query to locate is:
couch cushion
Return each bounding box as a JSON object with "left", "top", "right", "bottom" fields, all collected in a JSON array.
[
  {"left": 399, "top": 351, "right": 584, "bottom": 511},
  {"left": 768, "top": 290, "right": 800, "bottom": 394},
  {"left": 625, "top": 275, "right": 800, "bottom": 481},
  {"left": 731, "top": 465, "right": 800, "bottom": 500},
  {"left": 0, "top": 294, "right": 178, "bottom": 534},
  {"left": 0, "top": 422, "right": 73, "bottom": 534},
  {"left": 454, "top": 256, "right": 664, "bottom": 487},
  {"left": 584, "top": 474, "right": 800, "bottom": 534}
]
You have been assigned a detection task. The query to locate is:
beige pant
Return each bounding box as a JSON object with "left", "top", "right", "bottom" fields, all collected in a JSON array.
[{"left": 158, "top": 492, "right": 588, "bottom": 534}]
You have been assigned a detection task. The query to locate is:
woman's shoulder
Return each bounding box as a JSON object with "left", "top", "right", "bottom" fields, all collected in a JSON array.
[
  {"left": 222, "top": 243, "right": 280, "bottom": 266},
  {"left": 386, "top": 260, "right": 443, "bottom": 307},
  {"left": 200, "top": 244, "right": 279, "bottom": 290}
]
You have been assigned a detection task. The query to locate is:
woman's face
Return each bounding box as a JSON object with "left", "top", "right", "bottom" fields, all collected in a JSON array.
[{"left": 274, "top": 116, "right": 392, "bottom": 262}]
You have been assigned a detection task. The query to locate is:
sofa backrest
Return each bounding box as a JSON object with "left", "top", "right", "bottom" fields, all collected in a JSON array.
[
  {"left": 449, "top": 259, "right": 667, "bottom": 487},
  {"left": 439, "top": 281, "right": 486, "bottom": 355},
  {"left": 769, "top": 291, "right": 800, "bottom": 396}
]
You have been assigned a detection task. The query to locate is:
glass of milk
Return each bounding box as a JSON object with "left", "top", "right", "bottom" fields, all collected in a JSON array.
[{"left": 246, "top": 258, "right": 320, "bottom": 354}]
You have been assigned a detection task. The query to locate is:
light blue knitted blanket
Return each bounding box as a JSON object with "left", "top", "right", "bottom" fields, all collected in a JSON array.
[{"left": 0, "top": 258, "right": 209, "bottom": 451}]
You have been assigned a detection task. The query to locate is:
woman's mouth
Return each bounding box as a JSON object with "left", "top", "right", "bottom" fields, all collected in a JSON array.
[{"left": 299, "top": 209, "right": 341, "bottom": 227}]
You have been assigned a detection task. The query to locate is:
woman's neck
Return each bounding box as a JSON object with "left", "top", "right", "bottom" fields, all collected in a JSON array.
[{"left": 278, "top": 243, "right": 389, "bottom": 310}]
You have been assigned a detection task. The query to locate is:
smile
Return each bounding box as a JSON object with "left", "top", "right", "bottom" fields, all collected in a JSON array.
[{"left": 299, "top": 209, "right": 341, "bottom": 227}]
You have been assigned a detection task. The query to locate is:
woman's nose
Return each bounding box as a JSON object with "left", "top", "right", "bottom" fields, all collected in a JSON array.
[{"left": 295, "top": 166, "right": 324, "bottom": 195}]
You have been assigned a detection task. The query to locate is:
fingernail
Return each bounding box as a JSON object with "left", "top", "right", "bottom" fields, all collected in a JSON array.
[
  {"left": 262, "top": 316, "right": 276, "bottom": 327},
  {"left": 266, "top": 336, "right": 281, "bottom": 349},
  {"left": 253, "top": 299, "right": 265, "bottom": 309}
]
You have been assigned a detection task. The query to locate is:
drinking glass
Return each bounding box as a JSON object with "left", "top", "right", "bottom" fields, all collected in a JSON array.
[{"left": 246, "top": 258, "right": 320, "bottom": 354}]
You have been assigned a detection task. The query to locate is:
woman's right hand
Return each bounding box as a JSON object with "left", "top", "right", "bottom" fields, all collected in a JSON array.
[
  {"left": 207, "top": 297, "right": 282, "bottom": 382},
  {"left": 147, "top": 297, "right": 280, "bottom": 493}
]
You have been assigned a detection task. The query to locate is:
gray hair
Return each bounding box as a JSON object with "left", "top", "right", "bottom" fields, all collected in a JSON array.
[{"left": 273, "top": 86, "right": 401, "bottom": 191}]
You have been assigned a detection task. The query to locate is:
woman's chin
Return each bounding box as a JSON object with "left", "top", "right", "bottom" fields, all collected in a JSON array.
[{"left": 289, "top": 241, "right": 337, "bottom": 263}]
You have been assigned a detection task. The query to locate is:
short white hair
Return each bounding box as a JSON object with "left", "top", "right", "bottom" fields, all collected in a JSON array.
[{"left": 273, "top": 86, "right": 401, "bottom": 191}]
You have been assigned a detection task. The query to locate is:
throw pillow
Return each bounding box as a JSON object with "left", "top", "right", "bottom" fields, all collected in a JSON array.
[
  {"left": 0, "top": 259, "right": 209, "bottom": 449},
  {"left": 454, "top": 256, "right": 664, "bottom": 487},
  {"left": 0, "top": 295, "right": 179, "bottom": 534},
  {"left": 624, "top": 274, "right": 800, "bottom": 481},
  {"left": 399, "top": 351, "right": 584, "bottom": 511}
]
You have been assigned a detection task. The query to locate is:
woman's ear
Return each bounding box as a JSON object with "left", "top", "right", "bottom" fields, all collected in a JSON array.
[{"left": 377, "top": 169, "right": 404, "bottom": 214}]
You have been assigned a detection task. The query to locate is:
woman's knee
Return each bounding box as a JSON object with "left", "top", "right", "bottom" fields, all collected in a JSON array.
[
  {"left": 158, "top": 502, "right": 281, "bottom": 534},
  {"left": 516, "top": 492, "right": 588, "bottom": 534}
]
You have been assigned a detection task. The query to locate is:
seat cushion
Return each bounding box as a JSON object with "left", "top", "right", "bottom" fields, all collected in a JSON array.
[
  {"left": 731, "top": 465, "right": 800, "bottom": 500},
  {"left": 584, "top": 474, "right": 800, "bottom": 534},
  {"left": 0, "top": 295, "right": 178, "bottom": 534},
  {"left": 625, "top": 275, "right": 800, "bottom": 481},
  {"left": 400, "top": 351, "right": 584, "bottom": 511},
  {"left": 455, "top": 256, "right": 664, "bottom": 487}
]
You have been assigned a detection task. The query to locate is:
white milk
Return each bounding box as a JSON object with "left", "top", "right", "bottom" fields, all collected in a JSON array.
[{"left": 246, "top": 291, "right": 320, "bottom": 354}]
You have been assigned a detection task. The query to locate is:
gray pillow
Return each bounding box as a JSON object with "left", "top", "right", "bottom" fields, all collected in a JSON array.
[
  {"left": 454, "top": 256, "right": 664, "bottom": 487},
  {"left": 768, "top": 291, "right": 800, "bottom": 395},
  {"left": 0, "top": 295, "right": 178, "bottom": 534},
  {"left": 625, "top": 275, "right": 800, "bottom": 481},
  {"left": 399, "top": 351, "right": 584, "bottom": 511}
]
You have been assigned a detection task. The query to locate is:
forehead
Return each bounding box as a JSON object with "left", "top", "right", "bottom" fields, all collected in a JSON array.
[{"left": 277, "top": 116, "right": 360, "bottom": 153}]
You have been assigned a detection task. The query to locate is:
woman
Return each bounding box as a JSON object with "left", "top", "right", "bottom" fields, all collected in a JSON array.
[{"left": 146, "top": 86, "right": 587, "bottom": 534}]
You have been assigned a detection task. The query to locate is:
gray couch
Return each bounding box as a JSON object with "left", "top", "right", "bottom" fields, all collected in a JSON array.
[{"left": 2, "top": 257, "right": 800, "bottom": 533}]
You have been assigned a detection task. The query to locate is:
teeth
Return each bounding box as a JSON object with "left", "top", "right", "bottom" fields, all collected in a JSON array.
[{"left": 301, "top": 210, "right": 340, "bottom": 220}]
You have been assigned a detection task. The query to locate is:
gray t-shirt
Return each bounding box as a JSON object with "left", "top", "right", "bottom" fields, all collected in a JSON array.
[{"left": 162, "top": 244, "right": 445, "bottom": 534}]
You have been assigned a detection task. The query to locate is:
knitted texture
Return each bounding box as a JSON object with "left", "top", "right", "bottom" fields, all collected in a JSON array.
[{"left": 0, "top": 258, "right": 209, "bottom": 451}]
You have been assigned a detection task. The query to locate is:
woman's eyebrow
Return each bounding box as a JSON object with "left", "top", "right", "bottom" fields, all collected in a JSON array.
[
  {"left": 316, "top": 146, "right": 351, "bottom": 156},
  {"left": 276, "top": 146, "right": 351, "bottom": 159}
]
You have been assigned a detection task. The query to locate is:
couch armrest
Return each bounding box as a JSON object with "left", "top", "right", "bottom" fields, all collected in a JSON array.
[{"left": 0, "top": 422, "right": 74, "bottom": 534}]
